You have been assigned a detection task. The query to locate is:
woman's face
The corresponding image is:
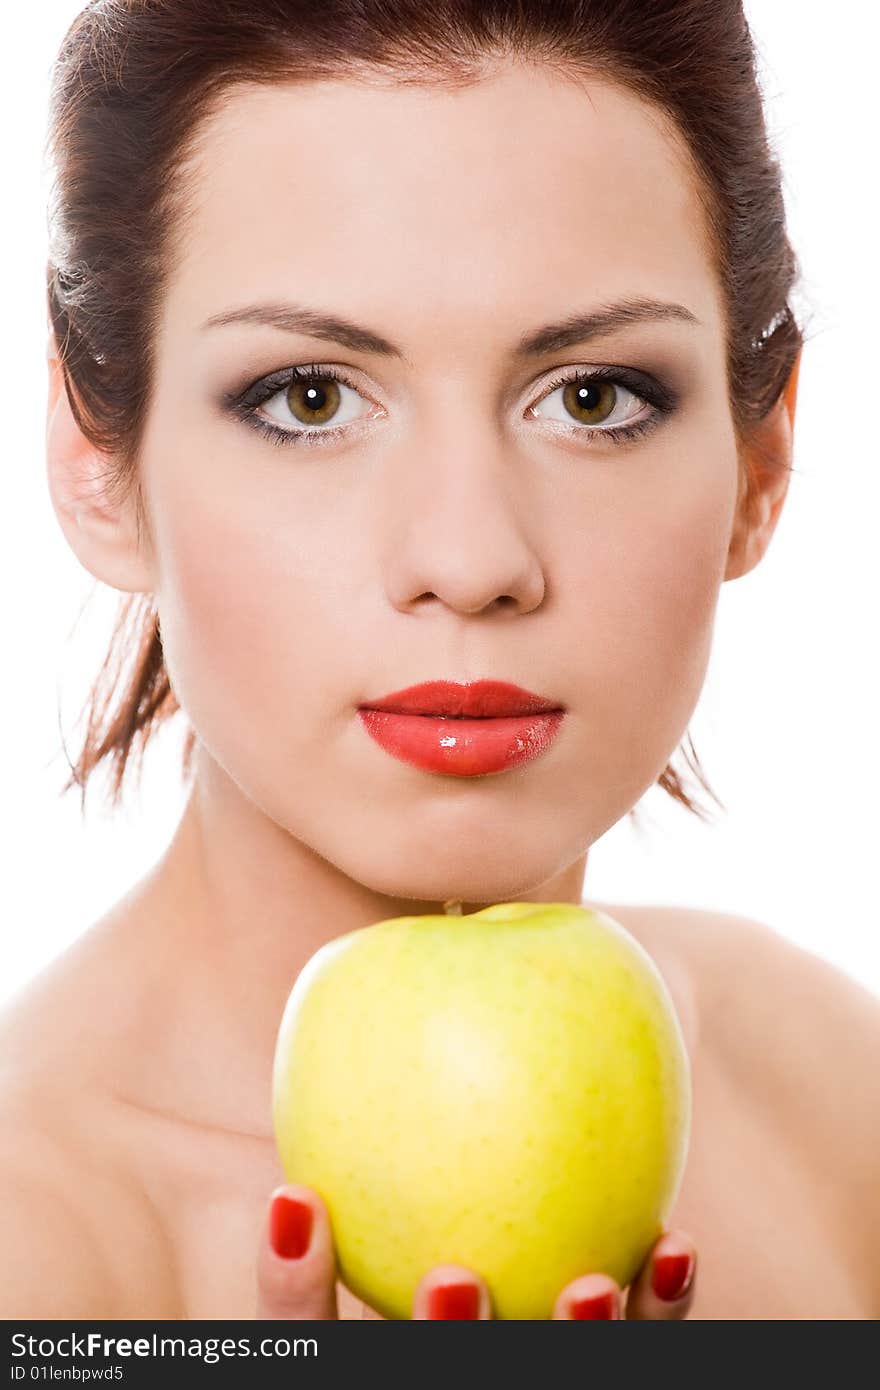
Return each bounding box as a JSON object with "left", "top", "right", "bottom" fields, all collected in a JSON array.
[{"left": 138, "top": 63, "right": 740, "bottom": 903}]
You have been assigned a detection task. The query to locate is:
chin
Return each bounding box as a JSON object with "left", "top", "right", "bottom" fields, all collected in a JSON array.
[{"left": 338, "top": 839, "right": 575, "bottom": 911}]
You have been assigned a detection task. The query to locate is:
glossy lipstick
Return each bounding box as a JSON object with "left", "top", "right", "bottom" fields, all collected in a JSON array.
[{"left": 357, "top": 680, "right": 566, "bottom": 776}]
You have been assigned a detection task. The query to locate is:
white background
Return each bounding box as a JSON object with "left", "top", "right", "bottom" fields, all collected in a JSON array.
[{"left": 1, "top": 1, "right": 877, "bottom": 1007}]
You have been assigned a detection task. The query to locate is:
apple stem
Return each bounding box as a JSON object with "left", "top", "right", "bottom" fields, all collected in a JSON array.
[{"left": 443, "top": 899, "right": 463, "bottom": 916}]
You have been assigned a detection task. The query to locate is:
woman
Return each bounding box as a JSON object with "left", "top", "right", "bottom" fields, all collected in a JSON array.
[{"left": 2, "top": 0, "right": 877, "bottom": 1320}]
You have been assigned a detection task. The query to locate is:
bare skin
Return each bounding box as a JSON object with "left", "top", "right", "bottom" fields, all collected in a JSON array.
[
  {"left": 0, "top": 850, "right": 876, "bottom": 1319},
  {"left": 16, "top": 60, "right": 877, "bottom": 1318}
]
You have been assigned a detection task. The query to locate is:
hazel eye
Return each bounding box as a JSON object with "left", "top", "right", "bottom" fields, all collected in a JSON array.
[
  {"left": 228, "top": 359, "right": 674, "bottom": 451},
  {"left": 531, "top": 376, "right": 649, "bottom": 431},
  {"left": 261, "top": 373, "right": 369, "bottom": 431},
  {"left": 287, "top": 376, "right": 342, "bottom": 425}
]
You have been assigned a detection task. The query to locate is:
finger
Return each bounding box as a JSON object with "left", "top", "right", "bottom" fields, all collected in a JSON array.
[
  {"left": 553, "top": 1271, "right": 622, "bottom": 1319},
  {"left": 255, "top": 1185, "right": 339, "bottom": 1320},
  {"left": 625, "top": 1229, "right": 697, "bottom": 1320},
  {"left": 412, "top": 1263, "right": 493, "bottom": 1319},
  {"left": 335, "top": 1278, "right": 386, "bottom": 1319}
]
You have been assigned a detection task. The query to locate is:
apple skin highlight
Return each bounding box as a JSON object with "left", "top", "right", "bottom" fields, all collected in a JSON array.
[{"left": 271, "top": 902, "right": 692, "bottom": 1320}]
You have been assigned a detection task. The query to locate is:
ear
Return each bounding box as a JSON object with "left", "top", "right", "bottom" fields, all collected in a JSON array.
[
  {"left": 46, "top": 333, "right": 155, "bottom": 594},
  {"left": 724, "top": 348, "right": 801, "bottom": 582}
]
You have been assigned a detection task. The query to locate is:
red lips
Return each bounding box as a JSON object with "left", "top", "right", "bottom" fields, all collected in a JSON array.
[
  {"left": 359, "top": 679, "right": 564, "bottom": 719},
  {"left": 357, "top": 680, "right": 567, "bottom": 775}
]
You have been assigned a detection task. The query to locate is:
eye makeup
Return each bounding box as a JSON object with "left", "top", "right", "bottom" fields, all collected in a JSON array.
[{"left": 220, "top": 359, "right": 680, "bottom": 451}]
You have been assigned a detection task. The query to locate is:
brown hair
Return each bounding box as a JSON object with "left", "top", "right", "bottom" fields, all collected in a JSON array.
[{"left": 47, "top": 0, "right": 803, "bottom": 823}]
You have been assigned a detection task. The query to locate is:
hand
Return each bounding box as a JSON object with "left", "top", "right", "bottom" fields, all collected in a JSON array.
[
  {"left": 555, "top": 1230, "right": 698, "bottom": 1320},
  {"left": 256, "top": 1183, "right": 697, "bottom": 1319}
]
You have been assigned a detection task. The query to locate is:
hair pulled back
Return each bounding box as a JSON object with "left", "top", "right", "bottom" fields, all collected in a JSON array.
[{"left": 46, "top": 0, "right": 803, "bottom": 820}]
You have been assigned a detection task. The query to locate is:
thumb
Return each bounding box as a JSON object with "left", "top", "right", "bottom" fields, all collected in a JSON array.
[{"left": 255, "top": 1185, "right": 339, "bottom": 1320}]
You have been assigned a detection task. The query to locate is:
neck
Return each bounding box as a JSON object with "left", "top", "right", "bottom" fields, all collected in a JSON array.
[{"left": 131, "top": 744, "right": 589, "bottom": 1139}]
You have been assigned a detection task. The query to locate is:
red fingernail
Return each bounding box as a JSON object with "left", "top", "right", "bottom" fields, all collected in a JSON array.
[
  {"left": 570, "top": 1290, "right": 618, "bottom": 1319},
  {"left": 427, "top": 1283, "right": 481, "bottom": 1319},
  {"left": 652, "top": 1251, "right": 694, "bottom": 1301},
  {"left": 269, "top": 1193, "right": 313, "bottom": 1259}
]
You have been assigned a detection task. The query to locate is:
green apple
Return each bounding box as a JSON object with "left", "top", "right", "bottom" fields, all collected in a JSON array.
[{"left": 272, "top": 901, "right": 691, "bottom": 1320}]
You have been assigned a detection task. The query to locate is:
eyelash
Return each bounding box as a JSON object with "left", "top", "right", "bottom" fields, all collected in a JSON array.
[{"left": 225, "top": 362, "right": 678, "bottom": 450}]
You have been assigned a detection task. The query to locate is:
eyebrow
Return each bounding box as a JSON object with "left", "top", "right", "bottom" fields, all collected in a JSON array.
[{"left": 201, "top": 295, "right": 699, "bottom": 360}]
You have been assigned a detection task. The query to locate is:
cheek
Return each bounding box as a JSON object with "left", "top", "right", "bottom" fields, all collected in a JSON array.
[
  {"left": 146, "top": 412, "right": 737, "bottom": 835},
  {"left": 563, "top": 448, "right": 737, "bottom": 767},
  {"left": 149, "top": 469, "right": 350, "bottom": 771}
]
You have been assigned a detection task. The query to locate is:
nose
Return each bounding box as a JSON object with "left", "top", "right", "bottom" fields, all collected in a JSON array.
[{"left": 379, "top": 414, "right": 546, "bottom": 619}]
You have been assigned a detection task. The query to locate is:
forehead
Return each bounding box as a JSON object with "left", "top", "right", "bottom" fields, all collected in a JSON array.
[{"left": 165, "top": 63, "right": 723, "bottom": 347}]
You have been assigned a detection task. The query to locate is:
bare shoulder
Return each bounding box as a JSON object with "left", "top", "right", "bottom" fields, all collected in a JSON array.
[
  {"left": 594, "top": 896, "right": 880, "bottom": 1101},
  {"left": 0, "top": 1073, "right": 182, "bottom": 1320},
  {"left": 0, "top": 1108, "right": 117, "bottom": 1318},
  {"left": 0, "top": 936, "right": 183, "bottom": 1319},
  {"left": 611, "top": 899, "right": 880, "bottom": 1137},
  {"left": 605, "top": 900, "right": 880, "bottom": 1299},
  {"left": 690, "top": 909, "right": 880, "bottom": 1179},
  {"left": 673, "top": 906, "right": 880, "bottom": 1124}
]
